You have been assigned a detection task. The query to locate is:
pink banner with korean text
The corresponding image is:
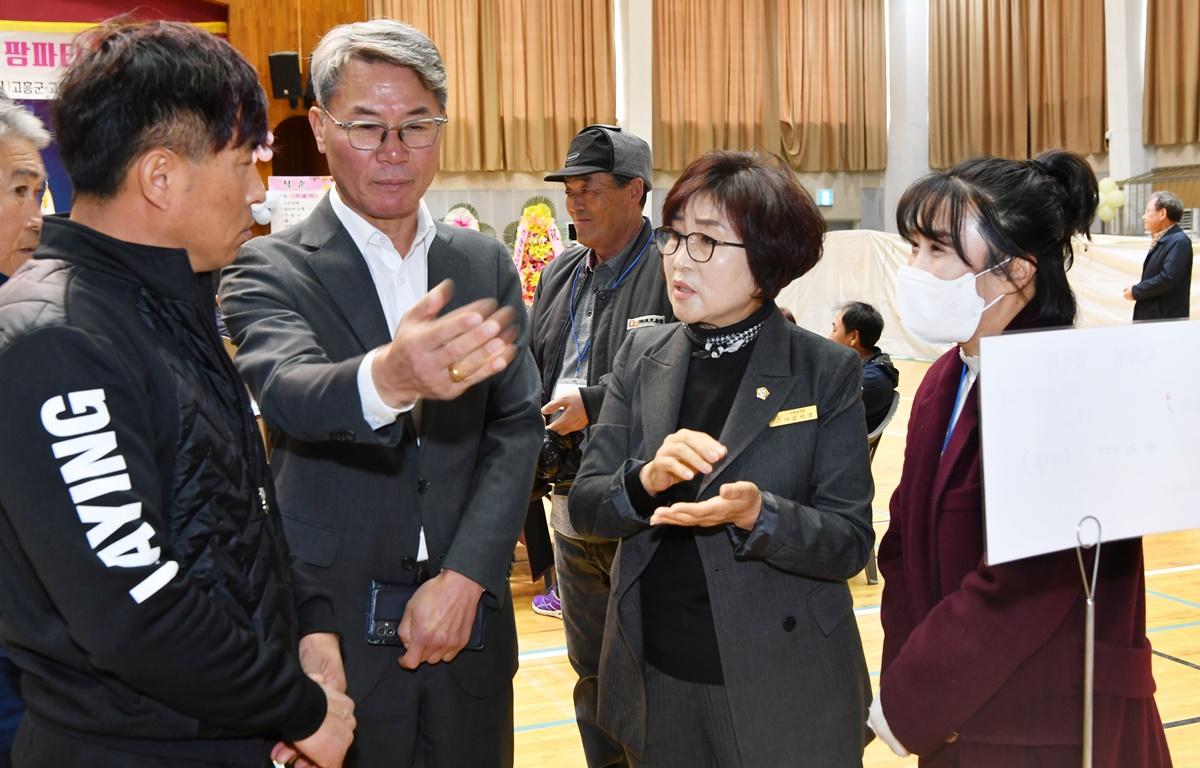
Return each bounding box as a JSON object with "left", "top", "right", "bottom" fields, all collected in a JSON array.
[{"left": 0, "top": 29, "right": 76, "bottom": 100}]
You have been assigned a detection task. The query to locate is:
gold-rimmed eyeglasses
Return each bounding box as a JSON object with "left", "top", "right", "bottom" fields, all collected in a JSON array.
[{"left": 322, "top": 109, "right": 448, "bottom": 151}]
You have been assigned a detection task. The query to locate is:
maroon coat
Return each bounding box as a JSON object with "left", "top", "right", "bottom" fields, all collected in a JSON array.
[{"left": 878, "top": 326, "right": 1172, "bottom": 766}]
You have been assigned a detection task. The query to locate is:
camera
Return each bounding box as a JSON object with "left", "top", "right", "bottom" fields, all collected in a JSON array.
[{"left": 535, "top": 428, "right": 582, "bottom": 487}]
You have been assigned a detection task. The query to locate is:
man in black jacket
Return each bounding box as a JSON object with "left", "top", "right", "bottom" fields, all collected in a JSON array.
[
  {"left": 1125, "top": 190, "right": 1193, "bottom": 319},
  {"left": 0, "top": 21, "right": 354, "bottom": 767},
  {"left": 829, "top": 301, "right": 899, "bottom": 433},
  {"left": 531, "top": 125, "right": 672, "bottom": 768},
  {"left": 0, "top": 96, "right": 48, "bottom": 768}
]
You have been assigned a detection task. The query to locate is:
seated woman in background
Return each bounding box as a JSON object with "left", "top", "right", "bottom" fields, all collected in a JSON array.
[
  {"left": 870, "top": 149, "right": 1173, "bottom": 767},
  {"left": 568, "top": 151, "right": 875, "bottom": 768}
]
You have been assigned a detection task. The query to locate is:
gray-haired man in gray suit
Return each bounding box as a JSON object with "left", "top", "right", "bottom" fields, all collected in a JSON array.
[{"left": 219, "top": 19, "right": 542, "bottom": 768}]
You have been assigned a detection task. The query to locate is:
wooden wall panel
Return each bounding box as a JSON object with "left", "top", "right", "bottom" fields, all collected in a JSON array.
[{"left": 225, "top": 0, "right": 367, "bottom": 174}]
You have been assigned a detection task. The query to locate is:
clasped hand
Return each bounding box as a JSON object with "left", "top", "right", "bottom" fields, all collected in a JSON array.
[
  {"left": 638, "top": 429, "right": 762, "bottom": 531},
  {"left": 271, "top": 633, "right": 355, "bottom": 767}
]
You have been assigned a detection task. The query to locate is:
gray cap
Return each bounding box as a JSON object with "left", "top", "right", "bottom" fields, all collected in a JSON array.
[{"left": 545, "top": 124, "right": 652, "bottom": 191}]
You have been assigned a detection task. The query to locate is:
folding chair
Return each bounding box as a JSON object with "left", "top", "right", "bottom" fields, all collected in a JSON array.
[{"left": 863, "top": 390, "right": 900, "bottom": 584}]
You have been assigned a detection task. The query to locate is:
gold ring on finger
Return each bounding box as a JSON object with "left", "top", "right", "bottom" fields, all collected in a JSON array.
[{"left": 448, "top": 364, "right": 466, "bottom": 383}]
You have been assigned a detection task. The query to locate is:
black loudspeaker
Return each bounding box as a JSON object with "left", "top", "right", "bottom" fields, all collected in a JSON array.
[{"left": 267, "top": 51, "right": 302, "bottom": 108}]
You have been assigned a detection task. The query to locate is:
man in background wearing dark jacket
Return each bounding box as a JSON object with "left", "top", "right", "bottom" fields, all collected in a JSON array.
[
  {"left": 1125, "top": 190, "right": 1193, "bottom": 320},
  {"left": 530, "top": 125, "right": 672, "bottom": 768},
  {"left": 0, "top": 20, "right": 354, "bottom": 767},
  {"left": 830, "top": 301, "right": 899, "bottom": 433}
]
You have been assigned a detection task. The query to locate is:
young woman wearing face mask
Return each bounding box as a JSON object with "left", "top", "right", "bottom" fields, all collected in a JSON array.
[
  {"left": 869, "top": 150, "right": 1173, "bottom": 767},
  {"left": 568, "top": 151, "right": 874, "bottom": 767}
]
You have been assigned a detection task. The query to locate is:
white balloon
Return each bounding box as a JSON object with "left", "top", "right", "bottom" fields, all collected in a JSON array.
[
  {"left": 251, "top": 190, "right": 283, "bottom": 226},
  {"left": 1111, "top": 188, "right": 1126, "bottom": 208},
  {"left": 1099, "top": 177, "right": 1117, "bottom": 193},
  {"left": 251, "top": 204, "right": 273, "bottom": 226},
  {"left": 1097, "top": 203, "right": 1117, "bottom": 222}
]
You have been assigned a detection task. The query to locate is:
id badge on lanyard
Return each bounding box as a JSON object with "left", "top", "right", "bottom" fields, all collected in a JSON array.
[{"left": 553, "top": 377, "right": 587, "bottom": 403}]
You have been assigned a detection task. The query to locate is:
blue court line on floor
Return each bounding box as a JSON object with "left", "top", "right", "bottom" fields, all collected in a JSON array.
[
  {"left": 514, "top": 718, "right": 576, "bottom": 734},
  {"left": 1146, "top": 589, "right": 1200, "bottom": 612},
  {"left": 518, "top": 605, "right": 882, "bottom": 663},
  {"left": 515, "top": 622, "right": 1200, "bottom": 735},
  {"left": 518, "top": 645, "right": 566, "bottom": 662},
  {"left": 1148, "top": 619, "right": 1200, "bottom": 634},
  {"left": 516, "top": 702, "right": 1200, "bottom": 736},
  {"left": 519, "top": 611, "right": 1193, "bottom": 661}
]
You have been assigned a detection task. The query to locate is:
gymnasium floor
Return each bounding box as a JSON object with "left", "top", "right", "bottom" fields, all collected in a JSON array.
[{"left": 507, "top": 359, "right": 1200, "bottom": 767}]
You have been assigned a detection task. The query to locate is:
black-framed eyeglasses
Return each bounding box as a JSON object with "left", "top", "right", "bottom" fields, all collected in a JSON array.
[
  {"left": 653, "top": 226, "right": 746, "bottom": 263},
  {"left": 322, "top": 109, "right": 448, "bottom": 150}
]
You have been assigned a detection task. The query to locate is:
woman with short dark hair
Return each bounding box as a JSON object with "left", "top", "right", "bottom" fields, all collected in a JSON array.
[
  {"left": 871, "top": 149, "right": 1173, "bottom": 767},
  {"left": 568, "top": 151, "right": 874, "bottom": 767}
]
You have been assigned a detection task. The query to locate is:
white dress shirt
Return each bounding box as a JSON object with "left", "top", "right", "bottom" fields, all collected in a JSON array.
[{"left": 331, "top": 185, "right": 435, "bottom": 560}]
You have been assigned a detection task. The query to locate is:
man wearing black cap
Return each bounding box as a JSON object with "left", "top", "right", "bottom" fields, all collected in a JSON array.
[{"left": 530, "top": 125, "right": 672, "bottom": 767}]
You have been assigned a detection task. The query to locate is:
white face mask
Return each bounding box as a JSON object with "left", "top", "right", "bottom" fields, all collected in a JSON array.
[{"left": 895, "top": 260, "right": 1010, "bottom": 345}]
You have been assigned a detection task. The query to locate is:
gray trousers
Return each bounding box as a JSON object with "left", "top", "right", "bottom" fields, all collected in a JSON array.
[
  {"left": 553, "top": 531, "right": 628, "bottom": 768},
  {"left": 632, "top": 663, "right": 742, "bottom": 768}
]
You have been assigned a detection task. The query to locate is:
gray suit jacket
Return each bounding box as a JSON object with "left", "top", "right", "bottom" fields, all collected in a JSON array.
[
  {"left": 568, "top": 310, "right": 874, "bottom": 767},
  {"left": 218, "top": 196, "right": 542, "bottom": 700}
]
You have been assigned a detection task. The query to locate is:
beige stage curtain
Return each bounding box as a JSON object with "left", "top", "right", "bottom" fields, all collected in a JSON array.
[
  {"left": 929, "top": 0, "right": 1106, "bottom": 169},
  {"left": 654, "top": 0, "right": 886, "bottom": 172},
  {"left": 1143, "top": 0, "right": 1200, "bottom": 147},
  {"left": 653, "top": 0, "right": 780, "bottom": 171},
  {"left": 497, "top": 1, "right": 617, "bottom": 170},
  {"left": 370, "top": 0, "right": 616, "bottom": 172},
  {"left": 778, "top": 0, "right": 887, "bottom": 171},
  {"left": 1028, "top": 0, "right": 1106, "bottom": 156}
]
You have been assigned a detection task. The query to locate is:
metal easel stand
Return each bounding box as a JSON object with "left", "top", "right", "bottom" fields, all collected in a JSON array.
[{"left": 1075, "top": 515, "right": 1103, "bottom": 768}]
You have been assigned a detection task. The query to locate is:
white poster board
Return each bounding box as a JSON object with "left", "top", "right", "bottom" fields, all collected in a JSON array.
[
  {"left": 267, "top": 176, "right": 334, "bottom": 233},
  {"left": 979, "top": 320, "right": 1200, "bottom": 565}
]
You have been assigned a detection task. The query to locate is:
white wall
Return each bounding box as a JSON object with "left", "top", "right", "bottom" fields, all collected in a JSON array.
[{"left": 880, "top": 0, "right": 930, "bottom": 232}]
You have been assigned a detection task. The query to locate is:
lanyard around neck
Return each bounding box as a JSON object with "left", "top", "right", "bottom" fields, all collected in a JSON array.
[
  {"left": 566, "top": 233, "right": 653, "bottom": 376},
  {"left": 942, "top": 362, "right": 971, "bottom": 454}
]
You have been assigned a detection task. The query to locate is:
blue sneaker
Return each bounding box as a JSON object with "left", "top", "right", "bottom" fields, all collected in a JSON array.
[{"left": 531, "top": 585, "right": 562, "bottom": 619}]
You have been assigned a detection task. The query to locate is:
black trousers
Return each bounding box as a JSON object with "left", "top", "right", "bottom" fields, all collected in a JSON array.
[
  {"left": 12, "top": 717, "right": 273, "bottom": 767},
  {"left": 347, "top": 658, "right": 513, "bottom": 768}
]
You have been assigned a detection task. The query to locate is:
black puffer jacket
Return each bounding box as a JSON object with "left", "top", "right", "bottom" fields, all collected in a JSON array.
[{"left": 0, "top": 217, "right": 326, "bottom": 760}]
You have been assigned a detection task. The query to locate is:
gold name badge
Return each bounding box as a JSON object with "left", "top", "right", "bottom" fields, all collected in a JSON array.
[{"left": 769, "top": 405, "right": 818, "bottom": 427}]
